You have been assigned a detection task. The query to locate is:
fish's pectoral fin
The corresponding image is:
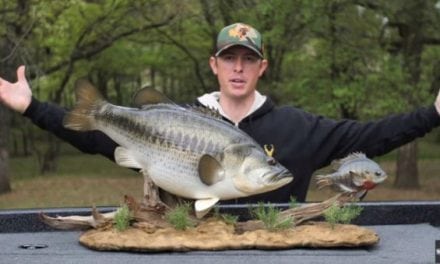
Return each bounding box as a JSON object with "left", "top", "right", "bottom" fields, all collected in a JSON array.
[
  {"left": 198, "top": 154, "right": 225, "bottom": 186},
  {"left": 349, "top": 171, "right": 357, "bottom": 178},
  {"left": 114, "top": 147, "right": 142, "bottom": 169},
  {"left": 349, "top": 171, "right": 365, "bottom": 187},
  {"left": 195, "top": 197, "right": 219, "bottom": 218},
  {"left": 337, "top": 183, "right": 357, "bottom": 193},
  {"left": 133, "top": 86, "right": 174, "bottom": 107}
]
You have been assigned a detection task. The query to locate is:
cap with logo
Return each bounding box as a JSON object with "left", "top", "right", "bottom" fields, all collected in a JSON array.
[{"left": 215, "top": 23, "right": 264, "bottom": 58}]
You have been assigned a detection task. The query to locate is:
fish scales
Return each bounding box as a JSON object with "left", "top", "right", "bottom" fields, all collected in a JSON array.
[
  {"left": 93, "top": 104, "right": 252, "bottom": 197},
  {"left": 97, "top": 105, "right": 226, "bottom": 155},
  {"left": 64, "top": 80, "right": 293, "bottom": 217}
]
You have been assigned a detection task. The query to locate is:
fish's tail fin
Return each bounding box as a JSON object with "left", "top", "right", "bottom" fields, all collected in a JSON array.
[
  {"left": 315, "top": 174, "right": 333, "bottom": 189},
  {"left": 63, "top": 79, "right": 105, "bottom": 131}
]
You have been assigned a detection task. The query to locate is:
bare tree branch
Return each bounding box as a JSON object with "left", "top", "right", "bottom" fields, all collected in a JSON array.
[
  {"left": 0, "top": 8, "right": 15, "bottom": 15},
  {"left": 42, "top": 15, "right": 174, "bottom": 76},
  {"left": 0, "top": 19, "right": 35, "bottom": 63},
  {"left": 423, "top": 37, "right": 440, "bottom": 45},
  {"left": 153, "top": 26, "right": 208, "bottom": 93},
  {"left": 53, "top": 60, "right": 75, "bottom": 103}
]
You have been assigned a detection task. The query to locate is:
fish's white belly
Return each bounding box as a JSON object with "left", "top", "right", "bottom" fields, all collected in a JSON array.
[{"left": 137, "top": 145, "right": 244, "bottom": 200}]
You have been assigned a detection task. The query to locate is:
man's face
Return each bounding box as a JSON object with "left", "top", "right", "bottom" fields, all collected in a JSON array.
[{"left": 209, "top": 46, "right": 268, "bottom": 100}]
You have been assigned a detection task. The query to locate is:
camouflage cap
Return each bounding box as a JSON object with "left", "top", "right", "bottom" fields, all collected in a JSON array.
[{"left": 215, "top": 23, "right": 264, "bottom": 58}]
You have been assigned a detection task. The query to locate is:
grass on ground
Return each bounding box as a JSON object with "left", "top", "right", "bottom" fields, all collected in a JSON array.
[{"left": 0, "top": 154, "right": 142, "bottom": 209}]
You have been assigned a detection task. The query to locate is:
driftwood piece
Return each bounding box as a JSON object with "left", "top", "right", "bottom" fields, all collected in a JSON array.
[
  {"left": 125, "top": 195, "right": 201, "bottom": 229},
  {"left": 280, "top": 193, "right": 355, "bottom": 224},
  {"left": 141, "top": 171, "right": 170, "bottom": 211},
  {"left": 235, "top": 193, "right": 355, "bottom": 232},
  {"left": 40, "top": 193, "right": 355, "bottom": 233},
  {"left": 40, "top": 205, "right": 115, "bottom": 230},
  {"left": 40, "top": 195, "right": 199, "bottom": 230}
]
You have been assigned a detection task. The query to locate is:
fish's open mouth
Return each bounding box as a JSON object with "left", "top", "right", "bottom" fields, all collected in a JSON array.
[
  {"left": 267, "top": 169, "right": 293, "bottom": 183},
  {"left": 362, "top": 181, "right": 377, "bottom": 190}
]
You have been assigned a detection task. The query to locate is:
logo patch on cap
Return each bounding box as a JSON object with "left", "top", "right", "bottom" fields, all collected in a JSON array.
[
  {"left": 215, "top": 23, "right": 263, "bottom": 58},
  {"left": 228, "top": 24, "right": 258, "bottom": 42}
]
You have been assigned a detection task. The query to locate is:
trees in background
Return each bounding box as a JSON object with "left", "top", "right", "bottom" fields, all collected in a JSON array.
[
  {"left": 1, "top": 0, "right": 439, "bottom": 194},
  {"left": 0, "top": 0, "right": 176, "bottom": 187}
]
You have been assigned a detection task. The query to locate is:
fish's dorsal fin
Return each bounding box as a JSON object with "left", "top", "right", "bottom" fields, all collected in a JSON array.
[
  {"left": 188, "top": 105, "right": 224, "bottom": 120},
  {"left": 330, "top": 152, "right": 367, "bottom": 170},
  {"left": 198, "top": 154, "right": 225, "bottom": 185},
  {"left": 133, "top": 86, "right": 174, "bottom": 107},
  {"left": 195, "top": 197, "right": 219, "bottom": 218},
  {"left": 114, "top": 147, "right": 142, "bottom": 169}
]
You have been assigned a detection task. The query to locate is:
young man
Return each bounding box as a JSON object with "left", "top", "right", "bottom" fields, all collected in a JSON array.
[{"left": 1, "top": 23, "right": 440, "bottom": 203}]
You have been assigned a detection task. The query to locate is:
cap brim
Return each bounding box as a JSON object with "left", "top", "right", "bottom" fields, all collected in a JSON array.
[{"left": 215, "top": 43, "right": 263, "bottom": 58}]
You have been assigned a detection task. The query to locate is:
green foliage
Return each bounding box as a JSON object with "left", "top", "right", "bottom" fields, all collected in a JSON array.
[
  {"left": 165, "top": 203, "right": 195, "bottom": 230},
  {"left": 114, "top": 204, "right": 131, "bottom": 232},
  {"left": 3, "top": 0, "right": 440, "bottom": 119},
  {"left": 289, "top": 196, "right": 299, "bottom": 209},
  {"left": 251, "top": 203, "right": 293, "bottom": 231},
  {"left": 213, "top": 208, "right": 239, "bottom": 225},
  {"left": 221, "top": 214, "right": 239, "bottom": 225},
  {"left": 2, "top": 0, "right": 440, "bottom": 111},
  {"left": 282, "top": 1, "right": 390, "bottom": 118},
  {"left": 323, "top": 203, "right": 363, "bottom": 229}
]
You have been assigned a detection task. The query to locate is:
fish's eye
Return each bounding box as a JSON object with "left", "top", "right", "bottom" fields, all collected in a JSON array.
[
  {"left": 375, "top": 171, "right": 382, "bottom": 176},
  {"left": 267, "top": 157, "right": 277, "bottom": 166}
]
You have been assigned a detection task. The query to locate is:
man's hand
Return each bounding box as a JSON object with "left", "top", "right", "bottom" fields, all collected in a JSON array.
[
  {"left": 436, "top": 89, "right": 440, "bottom": 116},
  {"left": 0, "top": 65, "right": 32, "bottom": 114}
]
